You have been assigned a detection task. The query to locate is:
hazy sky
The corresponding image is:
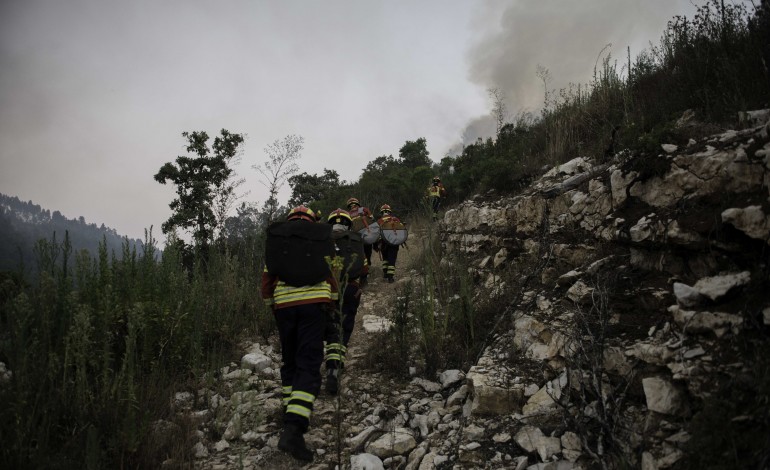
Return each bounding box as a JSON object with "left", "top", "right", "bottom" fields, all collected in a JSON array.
[{"left": 1, "top": 0, "right": 709, "bottom": 240}]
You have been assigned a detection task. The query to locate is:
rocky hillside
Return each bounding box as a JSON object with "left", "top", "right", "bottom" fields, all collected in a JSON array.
[{"left": 158, "top": 110, "right": 769, "bottom": 469}]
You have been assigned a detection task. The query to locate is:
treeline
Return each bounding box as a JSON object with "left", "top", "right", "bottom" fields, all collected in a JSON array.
[
  {"left": 0, "top": 0, "right": 768, "bottom": 467},
  {"left": 0, "top": 193, "right": 144, "bottom": 274}
]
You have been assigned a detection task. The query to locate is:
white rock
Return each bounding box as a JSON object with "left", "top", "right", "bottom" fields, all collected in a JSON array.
[
  {"left": 439, "top": 369, "right": 465, "bottom": 389},
  {"left": 514, "top": 425, "right": 544, "bottom": 453},
  {"left": 536, "top": 436, "right": 562, "bottom": 461},
  {"left": 692, "top": 271, "right": 751, "bottom": 302},
  {"left": 223, "top": 369, "right": 252, "bottom": 380},
  {"left": 561, "top": 431, "right": 581, "bottom": 451},
  {"left": 446, "top": 385, "right": 468, "bottom": 407},
  {"left": 643, "top": 376, "right": 687, "bottom": 415},
  {"left": 192, "top": 442, "right": 209, "bottom": 458},
  {"left": 362, "top": 315, "right": 394, "bottom": 333},
  {"left": 405, "top": 446, "right": 428, "bottom": 470},
  {"left": 412, "top": 377, "right": 441, "bottom": 393},
  {"left": 673, "top": 282, "right": 704, "bottom": 307},
  {"left": 662, "top": 144, "right": 678, "bottom": 154},
  {"left": 493, "top": 248, "right": 509, "bottom": 268},
  {"left": 213, "top": 439, "right": 229, "bottom": 452},
  {"left": 348, "top": 425, "right": 380, "bottom": 451},
  {"left": 566, "top": 280, "right": 594, "bottom": 304},
  {"left": 365, "top": 428, "right": 417, "bottom": 459},
  {"left": 241, "top": 352, "right": 272, "bottom": 373},
  {"left": 173, "top": 391, "right": 194, "bottom": 410},
  {"left": 464, "top": 423, "right": 485, "bottom": 441},
  {"left": 351, "top": 453, "right": 385, "bottom": 470}
]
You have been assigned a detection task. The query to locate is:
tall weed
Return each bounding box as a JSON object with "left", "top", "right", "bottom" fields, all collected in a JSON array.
[{"left": 0, "top": 229, "right": 266, "bottom": 467}]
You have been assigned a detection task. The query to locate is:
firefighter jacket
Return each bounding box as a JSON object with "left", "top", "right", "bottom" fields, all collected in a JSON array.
[
  {"left": 261, "top": 267, "right": 339, "bottom": 310},
  {"left": 349, "top": 205, "right": 372, "bottom": 218},
  {"left": 377, "top": 213, "right": 404, "bottom": 225},
  {"left": 427, "top": 183, "right": 447, "bottom": 198}
]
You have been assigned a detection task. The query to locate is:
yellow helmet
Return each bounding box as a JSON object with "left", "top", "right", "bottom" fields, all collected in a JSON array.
[
  {"left": 379, "top": 204, "right": 392, "bottom": 215},
  {"left": 287, "top": 205, "right": 316, "bottom": 222},
  {"left": 327, "top": 208, "right": 352, "bottom": 227}
]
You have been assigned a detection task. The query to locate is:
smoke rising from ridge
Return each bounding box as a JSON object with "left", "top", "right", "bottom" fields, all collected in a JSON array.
[{"left": 451, "top": 0, "right": 700, "bottom": 153}]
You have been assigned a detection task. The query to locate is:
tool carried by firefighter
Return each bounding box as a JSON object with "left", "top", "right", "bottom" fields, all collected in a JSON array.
[{"left": 379, "top": 210, "right": 408, "bottom": 246}]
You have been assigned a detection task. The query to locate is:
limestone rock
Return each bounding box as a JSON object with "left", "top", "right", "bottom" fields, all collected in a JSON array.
[
  {"left": 351, "top": 453, "right": 385, "bottom": 470},
  {"left": 365, "top": 428, "right": 417, "bottom": 459},
  {"left": 240, "top": 352, "right": 272, "bottom": 374},
  {"left": 643, "top": 376, "right": 688, "bottom": 416}
]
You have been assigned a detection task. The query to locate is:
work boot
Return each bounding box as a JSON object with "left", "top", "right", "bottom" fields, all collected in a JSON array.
[
  {"left": 326, "top": 368, "right": 339, "bottom": 395},
  {"left": 278, "top": 423, "right": 313, "bottom": 462},
  {"left": 387, "top": 276, "right": 395, "bottom": 283}
]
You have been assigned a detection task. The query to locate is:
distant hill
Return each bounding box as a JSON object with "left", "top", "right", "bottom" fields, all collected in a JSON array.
[{"left": 0, "top": 193, "right": 144, "bottom": 274}]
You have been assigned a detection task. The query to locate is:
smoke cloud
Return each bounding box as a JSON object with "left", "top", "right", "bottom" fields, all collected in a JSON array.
[{"left": 453, "top": 0, "right": 700, "bottom": 151}]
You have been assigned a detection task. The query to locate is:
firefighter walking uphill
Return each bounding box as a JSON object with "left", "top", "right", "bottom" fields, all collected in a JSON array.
[{"left": 261, "top": 205, "right": 339, "bottom": 462}]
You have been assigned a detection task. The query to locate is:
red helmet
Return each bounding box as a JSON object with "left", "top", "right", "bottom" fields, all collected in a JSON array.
[
  {"left": 346, "top": 197, "right": 360, "bottom": 209},
  {"left": 327, "top": 208, "right": 352, "bottom": 227},
  {"left": 287, "top": 205, "right": 316, "bottom": 222},
  {"left": 379, "top": 204, "right": 392, "bottom": 215}
]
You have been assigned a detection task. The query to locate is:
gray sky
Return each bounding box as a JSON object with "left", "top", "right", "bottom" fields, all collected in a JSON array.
[{"left": 1, "top": 0, "right": 707, "bottom": 241}]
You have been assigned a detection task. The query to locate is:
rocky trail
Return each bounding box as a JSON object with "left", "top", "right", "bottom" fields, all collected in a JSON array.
[{"left": 190, "top": 227, "right": 485, "bottom": 470}]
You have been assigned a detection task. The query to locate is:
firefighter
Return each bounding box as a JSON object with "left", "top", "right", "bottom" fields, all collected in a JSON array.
[
  {"left": 324, "top": 208, "right": 368, "bottom": 394},
  {"left": 346, "top": 197, "right": 374, "bottom": 285},
  {"left": 427, "top": 176, "right": 447, "bottom": 218},
  {"left": 376, "top": 204, "right": 403, "bottom": 283},
  {"left": 261, "top": 205, "right": 339, "bottom": 462}
]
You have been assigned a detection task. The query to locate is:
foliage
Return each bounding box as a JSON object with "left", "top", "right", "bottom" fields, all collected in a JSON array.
[
  {"left": 287, "top": 169, "right": 345, "bottom": 211},
  {"left": 154, "top": 129, "right": 245, "bottom": 253},
  {"left": 0, "top": 228, "right": 267, "bottom": 468},
  {"left": 353, "top": 138, "right": 435, "bottom": 219},
  {"left": 252, "top": 134, "right": 303, "bottom": 224}
]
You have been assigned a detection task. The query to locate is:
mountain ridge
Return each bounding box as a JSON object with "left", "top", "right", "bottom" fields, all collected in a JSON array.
[{"left": 0, "top": 192, "right": 144, "bottom": 274}]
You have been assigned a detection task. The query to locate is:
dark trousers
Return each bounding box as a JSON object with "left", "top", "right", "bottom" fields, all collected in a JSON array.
[
  {"left": 363, "top": 243, "right": 373, "bottom": 266},
  {"left": 381, "top": 243, "right": 399, "bottom": 278},
  {"left": 274, "top": 303, "right": 325, "bottom": 432},
  {"left": 325, "top": 283, "right": 361, "bottom": 369},
  {"left": 431, "top": 196, "right": 441, "bottom": 213}
]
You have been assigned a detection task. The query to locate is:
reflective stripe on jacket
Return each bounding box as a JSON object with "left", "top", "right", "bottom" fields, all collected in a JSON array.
[{"left": 261, "top": 268, "right": 339, "bottom": 309}]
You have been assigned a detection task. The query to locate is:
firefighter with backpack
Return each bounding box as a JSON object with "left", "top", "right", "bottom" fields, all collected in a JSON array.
[
  {"left": 375, "top": 204, "right": 407, "bottom": 283},
  {"left": 323, "top": 208, "right": 368, "bottom": 394},
  {"left": 261, "top": 205, "right": 339, "bottom": 462}
]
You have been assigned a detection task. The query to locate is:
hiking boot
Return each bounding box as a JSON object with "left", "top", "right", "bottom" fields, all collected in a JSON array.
[
  {"left": 387, "top": 276, "right": 395, "bottom": 283},
  {"left": 326, "top": 369, "right": 339, "bottom": 395},
  {"left": 278, "top": 423, "right": 313, "bottom": 462}
]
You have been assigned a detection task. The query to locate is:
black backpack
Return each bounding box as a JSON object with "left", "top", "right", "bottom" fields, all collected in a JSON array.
[
  {"left": 265, "top": 221, "right": 335, "bottom": 287},
  {"left": 331, "top": 230, "right": 365, "bottom": 280}
]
